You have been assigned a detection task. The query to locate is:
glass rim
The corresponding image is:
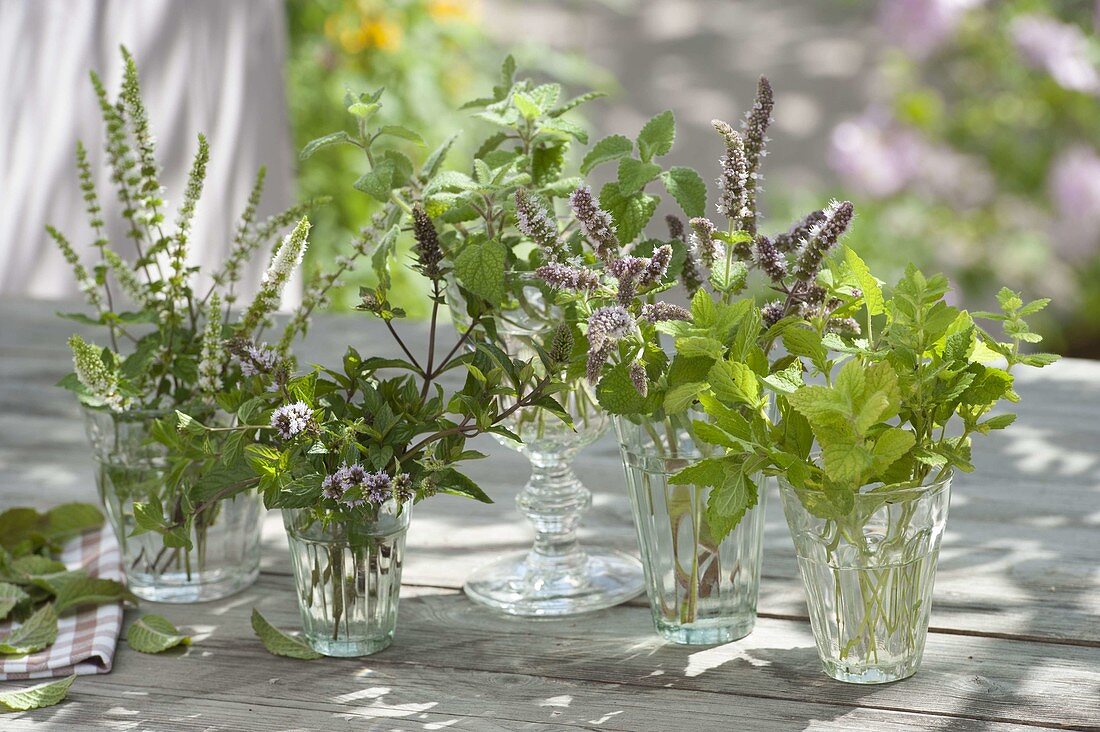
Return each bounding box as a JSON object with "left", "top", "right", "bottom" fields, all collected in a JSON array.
[{"left": 776, "top": 470, "right": 953, "bottom": 501}]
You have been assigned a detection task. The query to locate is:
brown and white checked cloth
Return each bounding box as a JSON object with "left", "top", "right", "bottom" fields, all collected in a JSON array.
[{"left": 0, "top": 526, "right": 124, "bottom": 680}]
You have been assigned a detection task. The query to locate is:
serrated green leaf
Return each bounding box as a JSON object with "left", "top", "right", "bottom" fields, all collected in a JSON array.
[
  {"left": 598, "top": 183, "right": 658, "bottom": 245},
  {"left": 0, "top": 674, "right": 75, "bottom": 712},
  {"left": 299, "top": 131, "right": 355, "bottom": 160},
  {"left": 787, "top": 385, "right": 850, "bottom": 422},
  {"left": 0, "top": 583, "right": 29, "bottom": 621},
  {"left": 669, "top": 458, "right": 727, "bottom": 487},
  {"left": 353, "top": 159, "right": 397, "bottom": 202},
  {"left": 580, "top": 134, "right": 633, "bottom": 175},
  {"left": 617, "top": 157, "right": 662, "bottom": 196},
  {"left": 596, "top": 362, "right": 660, "bottom": 415},
  {"left": 674, "top": 336, "right": 725, "bottom": 360},
  {"left": 512, "top": 91, "right": 541, "bottom": 120},
  {"left": 378, "top": 125, "right": 425, "bottom": 146},
  {"left": 251, "top": 609, "right": 321, "bottom": 660},
  {"left": 707, "top": 464, "right": 758, "bottom": 541},
  {"left": 637, "top": 110, "right": 675, "bottom": 162},
  {"left": 822, "top": 440, "right": 872, "bottom": 486},
  {"left": 708, "top": 360, "right": 759, "bottom": 406},
  {"left": 127, "top": 614, "right": 190, "bottom": 654},
  {"left": 454, "top": 238, "right": 506, "bottom": 306},
  {"left": 47, "top": 575, "right": 136, "bottom": 613},
  {"left": 660, "top": 167, "right": 707, "bottom": 218},
  {"left": 42, "top": 503, "right": 103, "bottom": 544},
  {"left": 845, "top": 246, "right": 884, "bottom": 316},
  {"left": 871, "top": 428, "right": 916, "bottom": 475},
  {"left": 663, "top": 382, "right": 704, "bottom": 414},
  {"left": 0, "top": 603, "right": 57, "bottom": 655}
]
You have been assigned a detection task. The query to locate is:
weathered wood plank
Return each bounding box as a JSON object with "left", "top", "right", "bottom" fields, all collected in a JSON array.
[{"left": 2, "top": 578, "right": 1091, "bottom": 731}]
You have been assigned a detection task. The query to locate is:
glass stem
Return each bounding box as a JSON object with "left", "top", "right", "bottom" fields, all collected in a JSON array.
[{"left": 517, "top": 453, "right": 590, "bottom": 571}]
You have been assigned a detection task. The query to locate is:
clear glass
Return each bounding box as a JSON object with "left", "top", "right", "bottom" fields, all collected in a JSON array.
[
  {"left": 84, "top": 408, "right": 262, "bottom": 603},
  {"left": 448, "top": 282, "right": 644, "bottom": 616},
  {"left": 778, "top": 474, "right": 952, "bottom": 684},
  {"left": 616, "top": 414, "right": 766, "bottom": 644},
  {"left": 283, "top": 504, "right": 410, "bottom": 657}
]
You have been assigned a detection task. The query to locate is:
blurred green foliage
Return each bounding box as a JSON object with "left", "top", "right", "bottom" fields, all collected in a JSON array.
[{"left": 825, "top": 0, "right": 1100, "bottom": 356}]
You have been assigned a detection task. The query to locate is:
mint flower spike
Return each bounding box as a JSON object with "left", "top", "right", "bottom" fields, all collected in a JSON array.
[
  {"left": 774, "top": 209, "right": 826, "bottom": 253},
  {"left": 739, "top": 76, "right": 773, "bottom": 236},
  {"left": 515, "top": 189, "right": 564, "bottom": 261},
  {"left": 640, "top": 302, "right": 691, "bottom": 323},
  {"left": 754, "top": 234, "right": 787, "bottom": 282},
  {"left": 412, "top": 205, "right": 443, "bottom": 281},
  {"left": 536, "top": 262, "right": 600, "bottom": 293},
  {"left": 712, "top": 121, "right": 751, "bottom": 233},
  {"left": 669, "top": 215, "right": 704, "bottom": 295},
  {"left": 197, "top": 293, "right": 225, "bottom": 397},
  {"left": 642, "top": 244, "right": 673, "bottom": 286},
  {"left": 270, "top": 401, "right": 313, "bottom": 441},
  {"left": 46, "top": 226, "right": 103, "bottom": 311},
  {"left": 103, "top": 249, "right": 145, "bottom": 305},
  {"left": 69, "top": 334, "right": 129, "bottom": 412},
  {"left": 239, "top": 216, "right": 311, "bottom": 334},
  {"left": 569, "top": 186, "right": 619, "bottom": 264},
  {"left": 793, "top": 200, "right": 854, "bottom": 283},
  {"left": 688, "top": 217, "right": 722, "bottom": 269},
  {"left": 761, "top": 300, "right": 786, "bottom": 327},
  {"left": 629, "top": 361, "right": 648, "bottom": 397}
]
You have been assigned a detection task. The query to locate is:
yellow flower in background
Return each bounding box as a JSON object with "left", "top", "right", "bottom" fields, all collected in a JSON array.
[
  {"left": 429, "top": 0, "right": 479, "bottom": 23},
  {"left": 363, "top": 17, "right": 402, "bottom": 52}
]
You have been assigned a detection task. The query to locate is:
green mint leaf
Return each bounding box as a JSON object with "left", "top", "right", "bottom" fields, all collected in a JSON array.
[
  {"left": 668, "top": 457, "right": 727, "bottom": 487},
  {"left": 0, "top": 674, "right": 75, "bottom": 712},
  {"left": 43, "top": 503, "right": 103, "bottom": 544},
  {"left": 512, "top": 91, "right": 541, "bottom": 120},
  {"left": 0, "top": 583, "right": 29, "bottom": 621},
  {"left": 127, "top": 614, "right": 190, "bottom": 654},
  {"left": 871, "top": 428, "right": 916, "bottom": 476},
  {"left": 599, "top": 182, "right": 658, "bottom": 245},
  {"left": 454, "top": 238, "right": 506, "bottom": 306},
  {"left": 251, "top": 608, "right": 322, "bottom": 660},
  {"left": 976, "top": 413, "right": 1016, "bottom": 433},
  {"left": 690, "top": 288, "right": 717, "bottom": 327},
  {"left": 706, "top": 463, "right": 758, "bottom": 541},
  {"left": 663, "top": 382, "right": 705, "bottom": 414},
  {"left": 549, "top": 90, "right": 607, "bottom": 117},
  {"left": 782, "top": 327, "right": 827, "bottom": 374},
  {"left": 436, "top": 469, "right": 493, "bottom": 504},
  {"left": 423, "top": 133, "right": 459, "bottom": 178},
  {"left": 674, "top": 336, "right": 725, "bottom": 361},
  {"left": 660, "top": 167, "right": 707, "bottom": 218},
  {"left": 353, "top": 158, "right": 397, "bottom": 202},
  {"left": 822, "top": 440, "right": 873, "bottom": 487},
  {"left": 596, "top": 362, "right": 661, "bottom": 415},
  {"left": 299, "top": 131, "right": 355, "bottom": 160},
  {"left": 0, "top": 603, "right": 58, "bottom": 655},
  {"left": 378, "top": 125, "right": 425, "bottom": 146},
  {"left": 787, "top": 385, "right": 850, "bottom": 422},
  {"left": 636, "top": 110, "right": 675, "bottom": 162},
  {"left": 708, "top": 360, "right": 760, "bottom": 407},
  {"left": 845, "top": 246, "right": 884, "bottom": 316},
  {"left": 691, "top": 420, "right": 742, "bottom": 450},
  {"left": 762, "top": 362, "right": 804, "bottom": 394},
  {"left": 46, "top": 575, "right": 137, "bottom": 613},
  {"left": 617, "top": 158, "right": 662, "bottom": 196}
]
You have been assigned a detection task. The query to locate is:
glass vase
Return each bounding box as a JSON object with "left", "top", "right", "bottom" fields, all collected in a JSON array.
[
  {"left": 448, "top": 282, "right": 644, "bottom": 616},
  {"left": 283, "top": 504, "right": 410, "bottom": 657},
  {"left": 615, "top": 414, "right": 767, "bottom": 644},
  {"left": 778, "top": 474, "right": 952, "bottom": 684},
  {"left": 84, "top": 407, "right": 262, "bottom": 603}
]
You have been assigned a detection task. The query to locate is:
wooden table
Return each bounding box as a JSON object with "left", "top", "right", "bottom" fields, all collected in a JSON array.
[{"left": 2, "top": 298, "right": 1098, "bottom": 731}]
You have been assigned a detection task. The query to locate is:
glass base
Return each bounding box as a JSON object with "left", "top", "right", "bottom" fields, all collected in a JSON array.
[
  {"left": 128, "top": 565, "right": 259, "bottom": 603},
  {"left": 656, "top": 615, "right": 755, "bottom": 645},
  {"left": 820, "top": 657, "right": 920, "bottom": 684},
  {"left": 305, "top": 634, "right": 394, "bottom": 658},
  {"left": 464, "top": 548, "right": 644, "bottom": 617}
]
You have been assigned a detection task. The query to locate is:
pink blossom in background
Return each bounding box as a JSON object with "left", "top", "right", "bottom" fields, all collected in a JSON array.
[
  {"left": 828, "top": 111, "right": 923, "bottom": 198},
  {"left": 1010, "top": 14, "right": 1100, "bottom": 94},
  {"left": 1049, "top": 146, "right": 1100, "bottom": 261},
  {"left": 877, "top": 0, "right": 986, "bottom": 58}
]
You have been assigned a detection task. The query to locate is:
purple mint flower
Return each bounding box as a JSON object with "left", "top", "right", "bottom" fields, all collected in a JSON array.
[
  {"left": 739, "top": 77, "right": 773, "bottom": 235},
  {"left": 607, "top": 256, "right": 648, "bottom": 306},
  {"left": 586, "top": 342, "right": 613, "bottom": 384},
  {"left": 761, "top": 300, "right": 786, "bottom": 328},
  {"left": 826, "top": 317, "right": 862, "bottom": 336},
  {"left": 536, "top": 262, "right": 600, "bottom": 292},
  {"left": 629, "top": 361, "right": 648, "bottom": 397},
  {"left": 362, "top": 470, "right": 392, "bottom": 506},
  {"left": 321, "top": 472, "right": 344, "bottom": 501},
  {"left": 1011, "top": 14, "right": 1100, "bottom": 94},
  {"left": 794, "top": 200, "right": 854, "bottom": 282},
  {"left": 640, "top": 302, "right": 691, "bottom": 323},
  {"left": 412, "top": 205, "right": 443, "bottom": 280},
  {"left": 586, "top": 305, "right": 633, "bottom": 350},
  {"left": 689, "top": 218, "right": 722, "bottom": 269},
  {"left": 641, "top": 244, "right": 673, "bottom": 285},
  {"left": 665, "top": 215, "right": 685, "bottom": 240},
  {"left": 569, "top": 186, "right": 619, "bottom": 263},
  {"left": 515, "top": 189, "right": 564, "bottom": 259},
  {"left": 754, "top": 235, "right": 787, "bottom": 282},
  {"left": 774, "top": 209, "right": 827, "bottom": 253},
  {"left": 270, "top": 401, "right": 313, "bottom": 440},
  {"left": 712, "top": 121, "right": 751, "bottom": 231},
  {"left": 239, "top": 342, "right": 278, "bottom": 376}
]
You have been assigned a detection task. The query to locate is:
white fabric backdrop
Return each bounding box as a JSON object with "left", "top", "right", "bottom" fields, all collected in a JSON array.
[{"left": 0, "top": 0, "right": 296, "bottom": 301}]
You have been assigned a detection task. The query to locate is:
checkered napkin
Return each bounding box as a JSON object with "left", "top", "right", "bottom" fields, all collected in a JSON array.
[{"left": 0, "top": 527, "right": 124, "bottom": 680}]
